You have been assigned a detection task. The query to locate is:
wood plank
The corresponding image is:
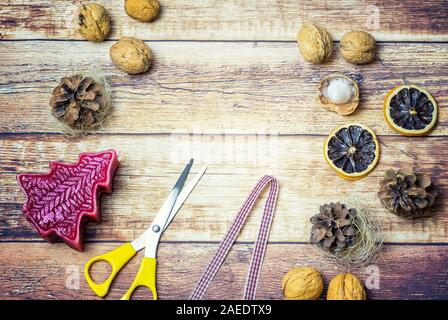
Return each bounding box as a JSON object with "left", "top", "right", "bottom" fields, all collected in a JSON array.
[
  {"left": 0, "top": 41, "right": 447, "bottom": 135},
  {"left": 1, "top": 0, "right": 448, "bottom": 41},
  {"left": 0, "top": 242, "right": 447, "bottom": 299},
  {"left": 1, "top": 134, "right": 447, "bottom": 243}
]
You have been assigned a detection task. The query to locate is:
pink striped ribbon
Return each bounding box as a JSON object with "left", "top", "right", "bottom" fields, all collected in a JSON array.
[{"left": 190, "top": 175, "right": 279, "bottom": 300}]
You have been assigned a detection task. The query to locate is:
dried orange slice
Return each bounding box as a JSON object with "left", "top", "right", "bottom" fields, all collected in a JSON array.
[
  {"left": 324, "top": 123, "right": 379, "bottom": 180},
  {"left": 384, "top": 85, "right": 437, "bottom": 136}
]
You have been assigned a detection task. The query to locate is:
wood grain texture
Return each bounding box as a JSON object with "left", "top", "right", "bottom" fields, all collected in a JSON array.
[
  {"left": 1, "top": 134, "right": 447, "bottom": 243},
  {"left": 1, "top": 242, "right": 447, "bottom": 300},
  {"left": 0, "top": 41, "right": 447, "bottom": 135},
  {"left": 1, "top": 0, "right": 448, "bottom": 41},
  {"left": 1, "top": 0, "right": 447, "bottom": 301}
]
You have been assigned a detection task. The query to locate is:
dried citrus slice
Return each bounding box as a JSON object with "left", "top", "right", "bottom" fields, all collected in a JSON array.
[
  {"left": 324, "top": 123, "right": 379, "bottom": 180},
  {"left": 384, "top": 85, "right": 437, "bottom": 136}
]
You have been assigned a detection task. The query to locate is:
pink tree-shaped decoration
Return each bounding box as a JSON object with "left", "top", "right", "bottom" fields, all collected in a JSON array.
[{"left": 17, "top": 150, "right": 119, "bottom": 251}]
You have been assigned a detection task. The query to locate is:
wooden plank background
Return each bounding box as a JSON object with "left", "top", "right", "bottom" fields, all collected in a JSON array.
[
  {"left": 2, "top": 134, "right": 447, "bottom": 242},
  {"left": 0, "top": 0, "right": 447, "bottom": 300},
  {"left": 1, "top": 41, "right": 447, "bottom": 135},
  {"left": 1, "top": 243, "right": 447, "bottom": 300},
  {"left": 1, "top": 0, "right": 448, "bottom": 41}
]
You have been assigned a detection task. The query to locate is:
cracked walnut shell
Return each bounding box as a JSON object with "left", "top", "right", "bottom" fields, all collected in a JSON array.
[
  {"left": 340, "top": 31, "right": 376, "bottom": 64},
  {"left": 317, "top": 74, "right": 360, "bottom": 115},
  {"left": 78, "top": 3, "right": 110, "bottom": 42},
  {"left": 125, "top": 0, "right": 160, "bottom": 22},
  {"left": 297, "top": 24, "right": 333, "bottom": 64},
  {"left": 110, "top": 37, "right": 152, "bottom": 74},
  {"left": 282, "top": 267, "right": 323, "bottom": 300},
  {"left": 327, "top": 273, "right": 366, "bottom": 300}
]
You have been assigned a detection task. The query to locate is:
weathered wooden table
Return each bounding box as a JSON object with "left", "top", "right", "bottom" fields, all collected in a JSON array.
[{"left": 1, "top": 1, "right": 447, "bottom": 300}]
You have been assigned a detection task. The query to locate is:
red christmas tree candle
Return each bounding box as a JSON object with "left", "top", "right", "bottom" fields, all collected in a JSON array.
[{"left": 17, "top": 150, "right": 119, "bottom": 251}]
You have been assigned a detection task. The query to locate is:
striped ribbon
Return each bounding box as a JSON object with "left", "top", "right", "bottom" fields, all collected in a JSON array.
[{"left": 190, "top": 175, "right": 279, "bottom": 300}]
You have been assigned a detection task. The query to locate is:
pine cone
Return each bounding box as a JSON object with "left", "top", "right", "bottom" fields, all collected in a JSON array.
[
  {"left": 50, "top": 75, "right": 107, "bottom": 129},
  {"left": 310, "top": 202, "right": 359, "bottom": 253},
  {"left": 378, "top": 168, "right": 438, "bottom": 218}
]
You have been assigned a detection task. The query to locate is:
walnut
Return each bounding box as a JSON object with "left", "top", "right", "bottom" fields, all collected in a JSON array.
[
  {"left": 297, "top": 23, "right": 333, "bottom": 64},
  {"left": 78, "top": 3, "right": 110, "bottom": 42},
  {"left": 340, "top": 31, "right": 376, "bottom": 64},
  {"left": 327, "top": 273, "right": 366, "bottom": 300},
  {"left": 110, "top": 37, "right": 152, "bottom": 74},
  {"left": 282, "top": 267, "right": 323, "bottom": 300},
  {"left": 125, "top": 0, "right": 160, "bottom": 22}
]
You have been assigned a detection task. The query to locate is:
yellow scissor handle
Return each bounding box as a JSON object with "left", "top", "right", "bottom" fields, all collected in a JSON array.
[
  {"left": 121, "top": 257, "right": 158, "bottom": 300},
  {"left": 84, "top": 242, "right": 137, "bottom": 298}
]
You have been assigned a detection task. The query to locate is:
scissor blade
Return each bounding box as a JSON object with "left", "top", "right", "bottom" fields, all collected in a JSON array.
[
  {"left": 130, "top": 162, "right": 203, "bottom": 253},
  {"left": 163, "top": 166, "right": 207, "bottom": 232},
  {"left": 155, "top": 159, "right": 193, "bottom": 233}
]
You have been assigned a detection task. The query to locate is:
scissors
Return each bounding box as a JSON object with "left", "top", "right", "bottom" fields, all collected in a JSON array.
[{"left": 84, "top": 159, "right": 206, "bottom": 300}]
